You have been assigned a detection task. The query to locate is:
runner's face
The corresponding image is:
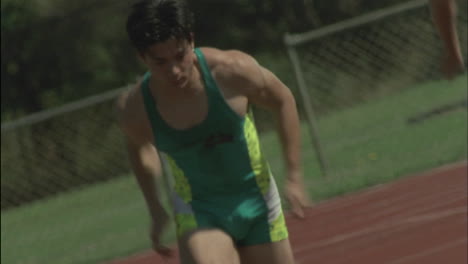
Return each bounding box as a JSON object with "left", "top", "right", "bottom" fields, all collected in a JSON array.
[{"left": 141, "top": 38, "right": 195, "bottom": 90}]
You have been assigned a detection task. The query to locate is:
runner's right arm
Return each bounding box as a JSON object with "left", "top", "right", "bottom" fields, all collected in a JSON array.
[
  {"left": 115, "top": 90, "right": 168, "bottom": 222},
  {"left": 115, "top": 91, "right": 173, "bottom": 256},
  {"left": 125, "top": 138, "right": 167, "bottom": 221}
]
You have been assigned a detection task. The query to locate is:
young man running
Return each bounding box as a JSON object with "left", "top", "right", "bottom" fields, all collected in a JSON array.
[{"left": 116, "top": 0, "right": 310, "bottom": 263}]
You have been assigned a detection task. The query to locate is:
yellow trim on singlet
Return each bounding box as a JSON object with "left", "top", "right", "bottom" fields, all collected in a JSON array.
[
  {"left": 269, "top": 210, "right": 289, "bottom": 242},
  {"left": 165, "top": 155, "right": 192, "bottom": 203},
  {"left": 243, "top": 113, "right": 271, "bottom": 195},
  {"left": 175, "top": 213, "right": 198, "bottom": 237}
]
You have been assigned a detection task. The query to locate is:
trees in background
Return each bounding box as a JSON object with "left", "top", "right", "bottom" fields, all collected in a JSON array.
[{"left": 1, "top": 0, "right": 407, "bottom": 121}]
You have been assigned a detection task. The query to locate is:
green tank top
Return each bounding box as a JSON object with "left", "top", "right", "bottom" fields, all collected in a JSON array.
[{"left": 141, "top": 48, "right": 272, "bottom": 202}]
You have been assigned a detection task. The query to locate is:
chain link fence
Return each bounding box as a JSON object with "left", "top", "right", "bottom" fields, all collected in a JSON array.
[
  {"left": 1, "top": 0, "right": 467, "bottom": 211},
  {"left": 1, "top": 88, "right": 131, "bottom": 210},
  {"left": 1, "top": 2, "right": 467, "bottom": 263},
  {"left": 284, "top": 0, "right": 467, "bottom": 176}
]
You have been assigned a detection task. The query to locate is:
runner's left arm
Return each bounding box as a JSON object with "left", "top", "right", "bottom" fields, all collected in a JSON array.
[{"left": 225, "top": 51, "right": 311, "bottom": 217}]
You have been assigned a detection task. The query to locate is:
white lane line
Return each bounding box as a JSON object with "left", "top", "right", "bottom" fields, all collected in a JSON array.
[
  {"left": 295, "top": 207, "right": 467, "bottom": 253},
  {"left": 388, "top": 238, "right": 467, "bottom": 264}
]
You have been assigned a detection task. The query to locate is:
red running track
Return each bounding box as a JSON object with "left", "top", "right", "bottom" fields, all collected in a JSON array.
[{"left": 107, "top": 161, "right": 467, "bottom": 264}]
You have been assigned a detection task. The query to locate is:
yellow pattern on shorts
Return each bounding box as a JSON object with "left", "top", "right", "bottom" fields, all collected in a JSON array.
[
  {"left": 175, "top": 214, "right": 198, "bottom": 237},
  {"left": 244, "top": 112, "right": 271, "bottom": 195},
  {"left": 269, "top": 211, "right": 289, "bottom": 242},
  {"left": 165, "top": 155, "right": 192, "bottom": 203}
]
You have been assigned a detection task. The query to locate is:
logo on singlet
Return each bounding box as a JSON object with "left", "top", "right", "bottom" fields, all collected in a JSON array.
[{"left": 204, "top": 133, "right": 234, "bottom": 149}]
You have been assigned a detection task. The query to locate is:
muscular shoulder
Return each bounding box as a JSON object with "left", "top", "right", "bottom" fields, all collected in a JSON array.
[{"left": 199, "top": 47, "right": 264, "bottom": 90}]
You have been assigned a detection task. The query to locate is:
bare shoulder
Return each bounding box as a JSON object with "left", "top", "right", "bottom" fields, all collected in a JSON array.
[
  {"left": 199, "top": 47, "right": 263, "bottom": 88},
  {"left": 200, "top": 47, "right": 259, "bottom": 74},
  {"left": 115, "top": 81, "right": 151, "bottom": 142},
  {"left": 115, "top": 83, "right": 139, "bottom": 125}
]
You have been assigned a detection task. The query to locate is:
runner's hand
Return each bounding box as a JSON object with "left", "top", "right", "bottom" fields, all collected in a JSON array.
[{"left": 285, "top": 178, "right": 312, "bottom": 219}]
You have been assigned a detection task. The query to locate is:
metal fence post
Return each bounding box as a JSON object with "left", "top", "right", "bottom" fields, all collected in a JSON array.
[{"left": 285, "top": 44, "right": 329, "bottom": 177}]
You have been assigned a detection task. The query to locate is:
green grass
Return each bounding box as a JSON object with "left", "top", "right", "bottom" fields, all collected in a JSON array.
[{"left": 2, "top": 75, "right": 467, "bottom": 264}]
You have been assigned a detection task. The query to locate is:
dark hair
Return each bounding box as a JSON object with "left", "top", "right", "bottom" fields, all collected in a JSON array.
[{"left": 126, "top": 0, "right": 194, "bottom": 52}]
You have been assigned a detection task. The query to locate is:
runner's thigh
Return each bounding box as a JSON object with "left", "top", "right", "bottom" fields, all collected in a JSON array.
[
  {"left": 178, "top": 228, "right": 241, "bottom": 264},
  {"left": 237, "top": 238, "right": 295, "bottom": 264}
]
